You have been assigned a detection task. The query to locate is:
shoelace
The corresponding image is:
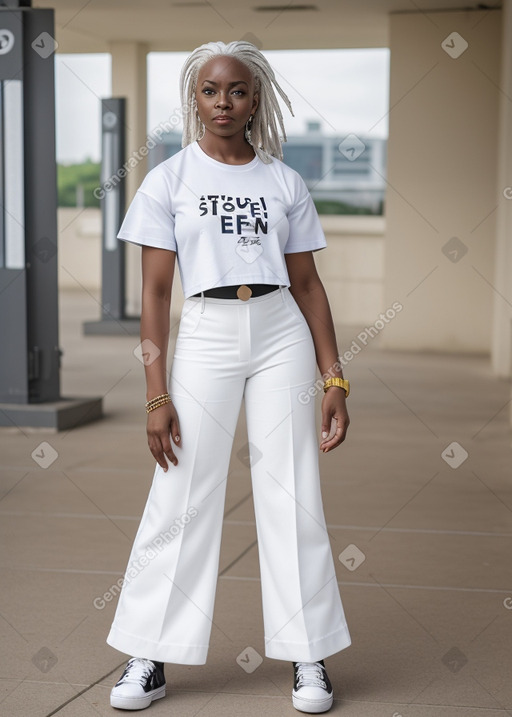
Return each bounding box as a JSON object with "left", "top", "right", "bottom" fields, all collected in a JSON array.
[
  {"left": 295, "top": 661, "right": 327, "bottom": 689},
  {"left": 118, "top": 657, "right": 155, "bottom": 685}
]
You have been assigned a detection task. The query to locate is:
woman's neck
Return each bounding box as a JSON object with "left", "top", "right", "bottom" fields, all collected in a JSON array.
[{"left": 197, "top": 134, "right": 256, "bottom": 165}]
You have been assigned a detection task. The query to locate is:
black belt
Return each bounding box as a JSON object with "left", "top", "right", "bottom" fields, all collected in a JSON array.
[{"left": 193, "top": 284, "right": 280, "bottom": 300}]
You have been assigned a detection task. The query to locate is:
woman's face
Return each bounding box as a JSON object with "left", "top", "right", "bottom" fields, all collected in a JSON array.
[{"left": 195, "top": 55, "right": 259, "bottom": 140}]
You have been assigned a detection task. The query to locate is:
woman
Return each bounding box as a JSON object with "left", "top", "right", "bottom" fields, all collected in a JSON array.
[{"left": 107, "top": 40, "right": 351, "bottom": 714}]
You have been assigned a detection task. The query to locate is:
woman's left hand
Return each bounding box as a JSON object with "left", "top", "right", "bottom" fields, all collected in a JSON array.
[{"left": 319, "top": 388, "right": 350, "bottom": 452}]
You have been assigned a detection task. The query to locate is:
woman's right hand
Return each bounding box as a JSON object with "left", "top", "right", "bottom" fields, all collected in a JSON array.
[{"left": 146, "top": 401, "right": 181, "bottom": 471}]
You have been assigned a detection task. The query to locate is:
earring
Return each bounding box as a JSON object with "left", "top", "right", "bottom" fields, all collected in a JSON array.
[
  {"left": 196, "top": 113, "right": 205, "bottom": 140},
  {"left": 245, "top": 114, "right": 254, "bottom": 145}
]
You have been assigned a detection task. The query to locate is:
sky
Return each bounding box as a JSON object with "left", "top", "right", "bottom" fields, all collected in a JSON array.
[{"left": 55, "top": 48, "right": 390, "bottom": 165}]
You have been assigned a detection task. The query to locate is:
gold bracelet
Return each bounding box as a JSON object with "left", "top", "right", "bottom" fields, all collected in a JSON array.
[
  {"left": 145, "top": 392, "right": 172, "bottom": 413},
  {"left": 323, "top": 377, "right": 350, "bottom": 397},
  {"left": 146, "top": 400, "right": 171, "bottom": 414},
  {"left": 145, "top": 392, "right": 170, "bottom": 407},
  {"left": 146, "top": 399, "right": 171, "bottom": 414}
]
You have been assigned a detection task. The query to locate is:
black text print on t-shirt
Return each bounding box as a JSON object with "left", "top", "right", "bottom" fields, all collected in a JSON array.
[{"left": 199, "top": 195, "right": 267, "bottom": 264}]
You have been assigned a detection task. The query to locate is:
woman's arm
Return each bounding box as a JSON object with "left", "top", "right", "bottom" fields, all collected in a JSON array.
[
  {"left": 285, "top": 250, "right": 349, "bottom": 452},
  {"left": 141, "top": 246, "right": 181, "bottom": 471}
]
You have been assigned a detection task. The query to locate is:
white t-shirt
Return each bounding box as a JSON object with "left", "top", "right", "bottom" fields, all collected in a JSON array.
[{"left": 117, "top": 140, "right": 327, "bottom": 298}]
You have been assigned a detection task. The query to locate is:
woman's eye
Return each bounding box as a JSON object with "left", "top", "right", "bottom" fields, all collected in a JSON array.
[{"left": 200, "top": 88, "right": 244, "bottom": 97}]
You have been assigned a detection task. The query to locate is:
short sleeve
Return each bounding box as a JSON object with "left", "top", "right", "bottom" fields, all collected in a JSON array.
[
  {"left": 283, "top": 182, "right": 327, "bottom": 254},
  {"left": 117, "top": 189, "right": 177, "bottom": 252}
]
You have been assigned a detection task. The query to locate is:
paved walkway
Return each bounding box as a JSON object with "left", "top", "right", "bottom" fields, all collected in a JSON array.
[{"left": 1, "top": 289, "right": 512, "bottom": 716}]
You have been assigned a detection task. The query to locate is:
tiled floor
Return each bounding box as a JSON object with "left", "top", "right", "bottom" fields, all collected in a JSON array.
[{"left": 1, "top": 289, "right": 511, "bottom": 716}]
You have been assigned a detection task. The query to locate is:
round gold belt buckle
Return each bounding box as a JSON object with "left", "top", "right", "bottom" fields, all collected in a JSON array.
[{"left": 237, "top": 285, "right": 252, "bottom": 301}]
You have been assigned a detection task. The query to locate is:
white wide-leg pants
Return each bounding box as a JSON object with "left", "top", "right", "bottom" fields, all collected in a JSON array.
[{"left": 106, "top": 286, "right": 351, "bottom": 664}]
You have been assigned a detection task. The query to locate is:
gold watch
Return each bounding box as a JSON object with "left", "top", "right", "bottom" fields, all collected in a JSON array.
[{"left": 323, "top": 377, "right": 350, "bottom": 397}]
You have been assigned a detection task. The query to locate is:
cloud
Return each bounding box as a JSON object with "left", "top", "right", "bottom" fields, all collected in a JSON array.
[
  {"left": 264, "top": 48, "right": 390, "bottom": 137},
  {"left": 56, "top": 54, "right": 112, "bottom": 164},
  {"left": 56, "top": 48, "right": 389, "bottom": 163}
]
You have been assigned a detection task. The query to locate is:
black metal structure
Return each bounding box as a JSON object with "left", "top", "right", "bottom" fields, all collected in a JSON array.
[{"left": 0, "top": 1, "right": 102, "bottom": 429}]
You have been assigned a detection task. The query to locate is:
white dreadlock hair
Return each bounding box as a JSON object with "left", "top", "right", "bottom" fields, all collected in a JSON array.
[{"left": 180, "top": 40, "right": 294, "bottom": 164}]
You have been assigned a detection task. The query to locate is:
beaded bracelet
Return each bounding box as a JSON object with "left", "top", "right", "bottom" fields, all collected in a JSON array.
[{"left": 146, "top": 392, "right": 172, "bottom": 414}]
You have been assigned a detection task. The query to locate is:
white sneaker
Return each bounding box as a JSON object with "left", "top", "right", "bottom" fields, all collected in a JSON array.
[
  {"left": 110, "top": 657, "right": 166, "bottom": 710},
  {"left": 292, "top": 660, "right": 334, "bottom": 713}
]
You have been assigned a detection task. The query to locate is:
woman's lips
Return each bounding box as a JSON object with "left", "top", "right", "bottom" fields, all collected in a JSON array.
[{"left": 213, "top": 116, "right": 233, "bottom": 124}]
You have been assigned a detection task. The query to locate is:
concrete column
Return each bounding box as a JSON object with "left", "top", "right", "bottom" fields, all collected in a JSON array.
[
  {"left": 491, "top": 0, "right": 512, "bottom": 378},
  {"left": 109, "top": 41, "right": 148, "bottom": 317},
  {"left": 382, "top": 9, "right": 501, "bottom": 353}
]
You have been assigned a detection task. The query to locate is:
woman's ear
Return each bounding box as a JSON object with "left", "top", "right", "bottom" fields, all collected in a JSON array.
[{"left": 252, "top": 92, "right": 259, "bottom": 114}]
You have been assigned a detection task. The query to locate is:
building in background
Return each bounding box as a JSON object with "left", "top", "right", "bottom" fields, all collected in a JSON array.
[{"left": 148, "top": 121, "right": 387, "bottom": 215}]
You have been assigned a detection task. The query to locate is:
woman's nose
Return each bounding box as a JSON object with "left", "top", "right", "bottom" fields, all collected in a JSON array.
[{"left": 215, "top": 93, "right": 231, "bottom": 109}]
